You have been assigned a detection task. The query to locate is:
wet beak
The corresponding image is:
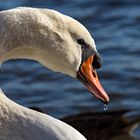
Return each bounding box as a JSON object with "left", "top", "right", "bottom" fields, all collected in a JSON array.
[{"left": 77, "top": 55, "right": 109, "bottom": 103}]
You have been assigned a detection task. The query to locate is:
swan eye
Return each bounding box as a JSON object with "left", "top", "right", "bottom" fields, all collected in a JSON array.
[{"left": 77, "top": 39, "right": 85, "bottom": 45}]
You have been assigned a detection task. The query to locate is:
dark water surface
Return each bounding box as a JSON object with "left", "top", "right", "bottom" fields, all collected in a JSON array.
[{"left": 0, "top": 0, "right": 140, "bottom": 139}]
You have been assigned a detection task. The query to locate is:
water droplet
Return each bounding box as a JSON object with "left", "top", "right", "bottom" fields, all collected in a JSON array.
[{"left": 104, "top": 104, "right": 108, "bottom": 111}]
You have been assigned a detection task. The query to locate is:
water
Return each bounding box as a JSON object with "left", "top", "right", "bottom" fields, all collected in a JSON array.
[
  {"left": 0, "top": 0, "right": 139, "bottom": 139},
  {"left": 104, "top": 104, "right": 108, "bottom": 111}
]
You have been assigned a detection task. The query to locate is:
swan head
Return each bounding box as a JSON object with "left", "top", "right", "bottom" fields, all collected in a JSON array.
[
  {"left": 67, "top": 18, "right": 109, "bottom": 104},
  {"left": 0, "top": 8, "right": 109, "bottom": 103},
  {"left": 37, "top": 10, "right": 109, "bottom": 103}
]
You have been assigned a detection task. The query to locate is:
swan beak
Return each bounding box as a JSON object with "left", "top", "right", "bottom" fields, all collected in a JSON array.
[{"left": 77, "top": 55, "right": 109, "bottom": 104}]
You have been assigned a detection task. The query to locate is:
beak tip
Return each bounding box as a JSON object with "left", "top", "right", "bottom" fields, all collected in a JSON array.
[{"left": 101, "top": 95, "right": 109, "bottom": 104}]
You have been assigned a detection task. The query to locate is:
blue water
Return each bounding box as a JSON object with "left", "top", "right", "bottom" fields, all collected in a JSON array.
[{"left": 0, "top": 0, "right": 140, "bottom": 139}]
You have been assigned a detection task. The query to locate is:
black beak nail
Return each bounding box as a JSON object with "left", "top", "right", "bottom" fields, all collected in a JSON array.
[{"left": 92, "top": 53, "right": 102, "bottom": 69}]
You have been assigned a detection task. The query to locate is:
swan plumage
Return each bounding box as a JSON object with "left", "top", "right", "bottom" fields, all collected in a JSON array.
[
  {"left": 0, "top": 7, "right": 109, "bottom": 140},
  {"left": 0, "top": 89, "right": 86, "bottom": 140}
]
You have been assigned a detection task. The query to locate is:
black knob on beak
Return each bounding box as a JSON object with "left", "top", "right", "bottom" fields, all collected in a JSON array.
[{"left": 92, "top": 53, "right": 102, "bottom": 69}]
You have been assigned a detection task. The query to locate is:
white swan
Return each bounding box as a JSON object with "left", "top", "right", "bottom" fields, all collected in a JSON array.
[{"left": 0, "top": 7, "right": 109, "bottom": 140}]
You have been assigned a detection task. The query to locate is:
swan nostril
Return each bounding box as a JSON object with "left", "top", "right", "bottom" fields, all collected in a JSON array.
[
  {"left": 92, "top": 53, "right": 102, "bottom": 69},
  {"left": 92, "top": 69, "right": 96, "bottom": 78}
]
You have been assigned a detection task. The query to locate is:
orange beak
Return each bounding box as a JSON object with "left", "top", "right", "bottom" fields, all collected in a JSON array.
[{"left": 77, "top": 55, "right": 109, "bottom": 103}]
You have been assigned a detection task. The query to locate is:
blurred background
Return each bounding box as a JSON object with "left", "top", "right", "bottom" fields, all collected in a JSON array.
[{"left": 0, "top": 0, "right": 139, "bottom": 140}]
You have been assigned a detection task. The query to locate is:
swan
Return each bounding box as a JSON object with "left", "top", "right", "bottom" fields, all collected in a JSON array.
[{"left": 0, "top": 7, "right": 109, "bottom": 140}]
